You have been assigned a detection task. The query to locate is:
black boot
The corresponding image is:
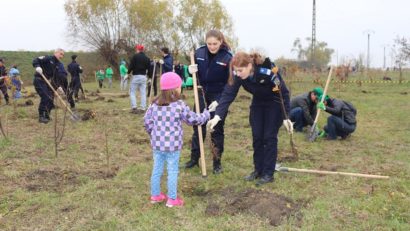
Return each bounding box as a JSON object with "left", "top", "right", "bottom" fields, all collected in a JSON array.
[
  {"left": 45, "top": 111, "right": 52, "bottom": 121},
  {"left": 39, "top": 112, "right": 50, "bottom": 124},
  {"left": 213, "top": 159, "right": 223, "bottom": 174},
  {"left": 184, "top": 159, "right": 199, "bottom": 169},
  {"left": 244, "top": 171, "right": 261, "bottom": 181},
  {"left": 255, "top": 175, "right": 274, "bottom": 187}
]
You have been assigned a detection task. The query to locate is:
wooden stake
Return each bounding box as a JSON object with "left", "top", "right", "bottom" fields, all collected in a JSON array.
[{"left": 190, "top": 51, "right": 207, "bottom": 177}]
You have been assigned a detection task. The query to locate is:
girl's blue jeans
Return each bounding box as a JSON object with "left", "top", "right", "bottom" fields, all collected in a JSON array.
[{"left": 151, "top": 150, "right": 180, "bottom": 200}]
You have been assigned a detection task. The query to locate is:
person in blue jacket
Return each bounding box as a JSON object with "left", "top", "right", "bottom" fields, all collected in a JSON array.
[
  {"left": 32, "top": 48, "right": 67, "bottom": 123},
  {"left": 184, "top": 30, "right": 232, "bottom": 174},
  {"left": 67, "top": 54, "right": 83, "bottom": 105},
  {"left": 207, "top": 51, "right": 293, "bottom": 186},
  {"left": 159, "top": 47, "right": 173, "bottom": 73}
]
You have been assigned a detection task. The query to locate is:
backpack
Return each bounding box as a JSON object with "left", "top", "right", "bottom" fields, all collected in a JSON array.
[{"left": 342, "top": 100, "right": 357, "bottom": 124}]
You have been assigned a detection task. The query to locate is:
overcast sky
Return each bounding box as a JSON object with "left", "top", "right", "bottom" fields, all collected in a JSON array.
[{"left": 0, "top": 0, "right": 409, "bottom": 67}]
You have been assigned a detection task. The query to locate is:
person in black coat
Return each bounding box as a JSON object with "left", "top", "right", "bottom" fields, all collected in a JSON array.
[
  {"left": 67, "top": 54, "right": 83, "bottom": 105},
  {"left": 207, "top": 51, "right": 292, "bottom": 186},
  {"left": 32, "top": 48, "right": 67, "bottom": 123},
  {"left": 184, "top": 30, "right": 233, "bottom": 174}
]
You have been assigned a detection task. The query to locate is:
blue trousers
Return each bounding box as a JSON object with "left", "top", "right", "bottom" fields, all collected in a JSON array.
[
  {"left": 33, "top": 77, "right": 54, "bottom": 116},
  {"left": 191, "top": 91, "right": 226, "bottom": 166},
  {"left": 249, "top": 105, "right": 282, "bottom": 177},
  {"left": 289, "top": 107, "right": 308, "bottom": 132},
  {"left": 151, "top": 150, "right": 180, "bottom": 200},
  {"left": 324, "top": 115, "right": 356, "bottom": 139}
]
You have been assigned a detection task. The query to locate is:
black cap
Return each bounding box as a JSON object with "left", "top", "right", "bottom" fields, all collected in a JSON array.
[{"left": 71, "top": 55, "right": 77, "bottom": 60}]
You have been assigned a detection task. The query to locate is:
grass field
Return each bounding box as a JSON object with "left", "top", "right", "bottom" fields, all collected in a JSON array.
[{"left": 0, "top": 72, "right": 409, "bottom": 230}]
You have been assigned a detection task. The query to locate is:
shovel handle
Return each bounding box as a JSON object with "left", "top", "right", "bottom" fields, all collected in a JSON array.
[{"left": 38, "top": 73, "right": 75, "bottom": 117}]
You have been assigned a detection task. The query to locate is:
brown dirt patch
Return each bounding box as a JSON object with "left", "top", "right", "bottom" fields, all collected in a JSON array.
[
  {"left": 205, "top": 187, "right": 304, "bottom": 226},
  {"left": 22, "top": 167, "right": 118, "bottom": 192}
]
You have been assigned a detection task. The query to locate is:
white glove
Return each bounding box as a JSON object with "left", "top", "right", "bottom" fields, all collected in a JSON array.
[
  {"left": 188, "top": 64, "right": 198, "bottom": 74},
  {"left": 35, "top": 67, "right": 43, "bottom": 74},
  {"left": 283, "top": 119, "right": 294, "bottom": 134},
  {"left": 57, "top": 87, "right": 65, "bottom": 95},
  {"left": 208, "top": 101, "right": 219, "bottom": 112},
  {"left": 124, "top": 74, "right": 129, "bottom": 80},
  {"left": 206, "top": 115, "right": 221, "bottom": 131},
  {"left": 159, "top": 59, "right": 164, "bottom": 65}
]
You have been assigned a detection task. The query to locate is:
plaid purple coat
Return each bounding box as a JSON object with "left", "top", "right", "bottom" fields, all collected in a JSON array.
[{"left": 144, "top": 100, "right": 210, "bottom": 152}]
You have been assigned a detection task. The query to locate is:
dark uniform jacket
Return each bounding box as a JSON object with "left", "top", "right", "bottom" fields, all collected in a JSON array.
[
  {"left": 195, "top": 45, "right": 232, "bottom": 93},
  {"left": 162, "top": 54, "right": 173, "bottom": 73},
  {"left": 215, "top": 59, "right": 290, "bottom": 120},
  {"left": 67, "top": 60, "right": 82, "bottom": 79},
  {"left": 32, "top": 55, "right": 66, "bottom": 89}
]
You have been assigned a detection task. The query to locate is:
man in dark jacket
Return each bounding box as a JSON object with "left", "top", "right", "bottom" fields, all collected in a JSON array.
[
  {"left": 67, "top": 54, "right": 83, "bottom": 106},
  {"left": 317, "top": 96, "right": 357, "bottom": 140},
  {"left": 0, "top": 59, "right": 9, "bottom": 105},
  {"left": 289, "top": 87, "right": 323, "bottom": 132},
  {"left": 159, "top": 47, "right": 173, "bottom": 73},
  {"left": 127, "top": 44, "right": 151, "bottom": 114},
  {"left": 32, "top": 48, "right": 67, "bottom": 123}
]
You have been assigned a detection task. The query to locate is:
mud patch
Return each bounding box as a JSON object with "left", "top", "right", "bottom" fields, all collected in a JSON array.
[
  {"left": 23, "top": 167, "right": 118, "bottom": 192},
  {"left": 205, "top": 187, "right": 304, "bottom": 226},
  {"left": 95, "top": 96, "right": 105, "bottom": 101},
  {"left": 16, "top": 100, "right": 34, "bottom": 107},
  {"left": 81, "top": 109, "right": 97, "bottom": 121}
]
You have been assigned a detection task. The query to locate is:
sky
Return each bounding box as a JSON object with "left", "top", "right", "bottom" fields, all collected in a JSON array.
[{"left": 0, "top": 0, "right": 409, "bottom": 68}]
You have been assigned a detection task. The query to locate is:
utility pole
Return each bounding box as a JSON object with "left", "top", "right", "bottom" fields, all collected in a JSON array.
[
  {"left": 363, "top": 30, "right": 374, "bottom": 70},
  {"left": 311, "top": 0, "right": 316, "bottom": 66},
  {"left": 381, "top": 44, "right": 389, "bottom": 70}
]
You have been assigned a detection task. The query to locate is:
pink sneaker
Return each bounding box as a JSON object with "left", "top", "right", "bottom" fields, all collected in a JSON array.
[
  {"left": 166, "top": 197, "right": 184, "bottom": 207},
  {"left": 150, "top": 192, "right": 167, "bottom": 204}
]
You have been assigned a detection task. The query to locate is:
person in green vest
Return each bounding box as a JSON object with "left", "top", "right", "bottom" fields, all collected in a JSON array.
[
  {"left": 96, "top": 69, "right": 105, "bottom": 89},
  {"left": 105, "top": 65, "right": 113, "bottom": 88},
  {"left": 119, "top": 60, "right": 128, "bottom": 91}
]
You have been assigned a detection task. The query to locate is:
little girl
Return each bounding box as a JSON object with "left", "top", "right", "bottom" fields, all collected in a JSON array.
[{"left": 144, "top": 72, "right": 215, "bottom": 207}]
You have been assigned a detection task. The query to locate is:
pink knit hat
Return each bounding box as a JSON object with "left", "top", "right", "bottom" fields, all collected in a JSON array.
[{"left": 160, "top": 72, "right": 182, "bottom": 90}]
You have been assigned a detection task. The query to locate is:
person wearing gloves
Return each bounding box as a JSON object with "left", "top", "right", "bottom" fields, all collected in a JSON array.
[
  {"left": 317, "top": 95, "right": 357, "bottom": 140},
  {"left": 159, "top": 47, "right": 173, "bottom": 73},
  {"left": 67, "top": 54, "right": 83, "bottom": 104},
  {"left": 119, "top": 60, "right": 128, "bottom": 91},
  {"left": 289, "top": 87, "right": 323, "bottom": 132},
  {"left": 144, "top": 72, "right": 214, "bottom": 207},
  {"left": 127, "top": 44, "right": 151, "bottom": 114},
  {"left": 207, "top": 51, "right": 291, "bottom": 186},
  {"left": 184, "top": 29, "right": 233, "bottom": 174},
  {"left": 32, "top": 48, "right": 67, "bottom": 123},
  {"left": 0, "top": 59, "right": 10, "bottom": 105}
]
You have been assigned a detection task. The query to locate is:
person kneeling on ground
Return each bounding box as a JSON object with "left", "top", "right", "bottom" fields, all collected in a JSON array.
[
  {"left": 289, "top": 87, "right": 323, "bottom": 132},
  {"left": 317, "top": 95, "right": 357, "bottom": 140}
]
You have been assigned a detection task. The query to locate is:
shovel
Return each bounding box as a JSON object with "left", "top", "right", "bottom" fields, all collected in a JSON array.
[
  {"left": 308, "top": 66, "right": 333, "bottom": 142},
  {"left": 275, "top": 163, "right": 389, "bottom": 179},
  {"left": 39, "top": 73, "right": 81, "bottom": 121}
]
